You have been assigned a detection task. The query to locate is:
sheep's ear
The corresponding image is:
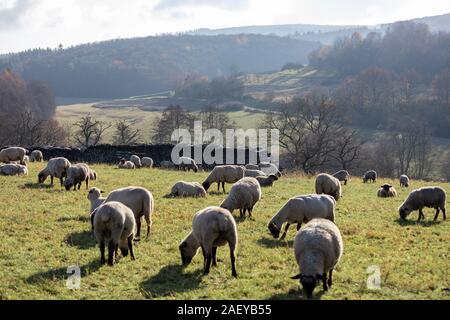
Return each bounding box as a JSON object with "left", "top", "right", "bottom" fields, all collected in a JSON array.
[
  {"left": 291, "top": 274, "right": 302, "bottom": 280},
  {"left": 100, "top": 190, "right": 105, "bottom": 194}
]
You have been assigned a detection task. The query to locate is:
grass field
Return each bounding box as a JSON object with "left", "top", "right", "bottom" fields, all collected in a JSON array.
[{"left": 0, "top": 163, "right": 448, "bottom": 300}]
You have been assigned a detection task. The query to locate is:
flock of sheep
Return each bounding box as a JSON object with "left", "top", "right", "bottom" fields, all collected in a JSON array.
[{"left": 0, "top": 146, "right": 447, "bottom": 299}]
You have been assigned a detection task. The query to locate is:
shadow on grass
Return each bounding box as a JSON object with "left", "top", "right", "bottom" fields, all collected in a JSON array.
[
  {"left": 140, "top": 264, "right": 203, "bottom": 298},
  {"left": 208, "top": 191, "right": 227, "bottom": 196},
  {"left": 58, "top": 216, "right": 90, "bottom": 223},
  {"left": 268, "top": 288, "right": 325, "bottom": 300},
  {"left": 65, "top": 230, "right": 97, "bottom": 249},
  {"left": 22, "top": 183, "right": 55, "bottom": 190},
  {"left": 395, "top": 218, "right": 442, "bottom": 227},
  {"left": 257, "top": 237, "right": 294, "bottom": 248},
  {"left": 26, "top": 259, "right": 101, "bottom": 285}
]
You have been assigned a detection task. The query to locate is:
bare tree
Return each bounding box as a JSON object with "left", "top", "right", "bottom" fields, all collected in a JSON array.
[
  {"left": 331, "top": 128, "right": 365, "bottom": 170},
  {"left": 112, "top": 120, "right": 141, "bottom": 145},
  {"left": 151, "top": 105, "right": 196, "bottom": 144},
  {"left": 73, "top": 114, "right": 111, "bottom": 148}
]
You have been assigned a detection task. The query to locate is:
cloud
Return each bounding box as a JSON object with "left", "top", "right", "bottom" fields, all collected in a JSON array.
[
  {"left": 154, "top": 0, "right": 249, "bottom": 11},
  {"left": 0, "top": 0, "right": 34, "bottom": 28}
]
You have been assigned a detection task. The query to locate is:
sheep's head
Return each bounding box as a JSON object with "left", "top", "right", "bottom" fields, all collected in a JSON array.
[
  {"left": 268, "top": 221, "right": 280, "bottom": 239},
  {"left": 202, "top": 181, "right": 211, "bottom": 191},
  {"left": 291, "top": 273, "right": 321, "bottom": 299},
  {"left": 38, "top": 171, "right": 48, "bottom": 183},
  {"left": 193, "top": 165, "right": 199, "bottom": 173},
  {"left": 64, "top": 178, "right": 74, "bottom": 191},
  {"left": 179, "top": 235, "right": 199, "bottom": 266},
  {"left": 269, "top": 175, "right": 279, "bottom": 181},
  {"left": 399, "top": 205, "right": 412, "bottom": 220},
  {"left": 381, "top": 184, "right": 392, "bottom": 192},
  {"left": 88, "top": 187, "right": 103, "bottom": 201}
]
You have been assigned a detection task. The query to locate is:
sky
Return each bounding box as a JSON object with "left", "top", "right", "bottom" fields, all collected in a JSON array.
[{"left": 0, "top": 0, "right": 450, "bottom": 54}]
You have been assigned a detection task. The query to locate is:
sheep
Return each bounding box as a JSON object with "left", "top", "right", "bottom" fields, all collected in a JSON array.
[
  {"left": 399, "top": 186, "right": 446, "bottom": 221},
  {"left": 89, "top": 169, "right": 97, "bottom": 181},
  {"left": 179, "top": 206, "right": 238, "bottom": 277},
  {"left": 315, "top": 173, "right": 342, "bottom": 201},
  {"left": 160, "top": 160, "right": 175, "bottom": 169},
  {"left": 259, "top": 162, "right": 282, "bottom": 178},
  {"left": 202, "top": 165, "right": 245, "bottom": 193},
  {"left": 30, "top": 150, "right": 43, "bottom": 162},
  {"left": 118, "top": 159, "right": 135, "bottom": 169},
  {"left": 23, "top": 155, "right": 30, "bottom": 164},
  {"left": 0, "top": 147, "right": 28, "bottom": 165},
  {"left": 64, "top": 163, "right": 91, "bottom": 191},
  {"left": 141, "top": 157, "right": 154, "bottom": 168},
  {"left": 90, "top": 201, "right": 136, "bottom": 266},
  {"left": 38, "top": 157, "right": 71, "bottom": 187},
  {"left": 244, "top": 169, "right": 267, "bottom": 178},
  {"left": 363, "top": 170, "right": 377, "bottom": 183},
  {"left": 0, "top": 164, "right": 28, "bottom": 176},
  {"left": 245, "top": 164, "right": 259, "bottom": 170},
  {"left": 169, "top": 181, "right": 207, "bottom": 198},
  {"left": 220, "top": 177, "right": 261, "bottom": 218},
  {"left": 256, "top": 174, "right": 278, "bottom": 187},
  {"left": 130, "top": 155, "right": 142, "bottom": 168},
  {"left": 400, "top": 175, "right": 410, "bottom": 187},
  {"left": 291, "top": 218, "right": 343, "bottom": 299},
  {"left": 268, "top": 194, "right": 336, "bottom": 241},
  {"left": 377, "top": 184, "right": 398, "bottom": 198},
  {"left": 104, "top": 187, "right": 154, "bottom": 241},
  {"left": 178, "top": 156, "right": 199, "bottom": 172},
  {"left": 333, "top": 170, "right": 350, "bottom": 185},
  {"left": 87, "top": 187, "right": 106, "bottom": 212}
]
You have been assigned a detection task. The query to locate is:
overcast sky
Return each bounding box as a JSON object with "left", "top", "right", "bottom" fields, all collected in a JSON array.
[{"left": 1, "top": 0, "right": 450, "bottom": 54}]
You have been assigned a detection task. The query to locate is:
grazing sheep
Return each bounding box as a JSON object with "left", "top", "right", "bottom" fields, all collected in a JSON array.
[
  {"left": 400, "top": 175, "right": 410, "bottom": 187},
  {"left": 315, "top": 173, "right": 342, "bottom": 201},
  {"left": 178, "top": 157, "right": 199, "bottom": 172},
  {"left": 333, "top": 170, "right": 350, "bottom": 185},
  {"left": 130, "top": 155, "right": 142, "bottom": 168},
  {"left": 141, "top": 157, "right": 154, "bottom": 168},
  {"left": 377, "top": 184, "right": 398, "bottom": 198},
  {"left": 179, "top": 206, "right": 238, "bottom": 277},
  {"left": 89, "top": 169, "right": 98, "bottom": 181},
  {"left": 0, "top": 147, "right": 28, "bottom": 165},
  {"left": 91, "top": 201, "right": 136, "bottom": 266},
  {"left": 259, "top": 162, "right": 282, "bottom": 178},
  {"left": 160, "top": 160, "right": 175, "bottom": 169},
  {"left": 399, "top": 186, "right": 446, "bottom": 221},
  {"left": 244, "top": 169, "right": 267, "bottom": 178},
  {"left": 0, "top": 164, "right": 28, "bottom": 176},
  {"left": 256, "top": 175, "right": 278, "bottom": 187},
  {"left": 169, "top": 181, "right": 207, "bottom": 198},
  {"left": 268, "top": 194, "right": 336, "bottom": 240},
  {"left": 245, "top": 164, "right": 259, "bottom": 170},
  {"left": 38, "top": 157, "right": 71, "bottom": 187},
  {"left": 202, "top": 165, "right": 245, "bottom": 193},
  {"left": 363, "top": 170, "right": 377, "bottom": 183},
  {"left": 87, "top": 187, "right": 106, "bottom": 212},
  {"left": 105, "top": 187, "right": 154, "bottom": 241},
  {"left": 30, "top": 150, "right": 43, "bottom": 162},
  {"left": 64, "top": 163, "right": 91, "bottom": 191},
  {"left": 291, "top": 218, "right": 343, "bottom": 299},
  {"left": 220, "top": 177, "right": 261, "bottom": 218},
  {"left": 118, "top": 159, "right": 135, "bottom": 169}
]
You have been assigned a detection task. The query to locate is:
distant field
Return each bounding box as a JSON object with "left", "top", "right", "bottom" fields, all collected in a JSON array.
[{"left": 0, "top": 163, "right": 448, "bottom": 299}]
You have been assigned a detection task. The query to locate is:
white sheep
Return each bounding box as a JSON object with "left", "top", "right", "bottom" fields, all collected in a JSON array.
[
  {"left": 315, "top": 173, "right": 342, "bottom": 201},
  {"left": 130, "top": 155, "right": 142, "bottom": 168},
  {"left": 333, "top": 170, "right": 350, "bottom": 185},
  {"left": 363, "top": 170, "right": 377, "bottom": 183},
  {"left": 118, "top": 159, "right": 136, "bottom": 169},
  {"left": 87, "top": 187, "right": 106, "bottom": 213},
  {"left": 256, "top": 174, "right": 278, "bottom": 187},
  {"left": 179, "top": 206, "right": 238, "bottom": 277},
  {"left": 202, "top": 165, "right": 245, "bottom": 193},
  {"left": 399, "top": 186, "right": 446, "bottom": 221},
  {"left": 104, "top": 186, "right": 154, "bottom": 241},
  {"left": 0, "top": 147, "right": 28, "bottom": 165},
  {"left": 64, "top": 163, "right": 91, "bottom": 191},
  {"left": 0, "top": 164, "right": 28, "bottom": 176},
  {"left": 268, "top": 194, "right": 336, "bottom": 240},
  {"left": 220, "top": 177, "right": 261, "bottom": 218},
  {"left": 141, "top": 157, "right": 154, "bottom": 168},
  {"left": 91, "top": 201, "right": 136, "bottom": 266},
  {"left": 38, "top": 157, "right": 71, "bottom": 187},
  {"left": 178, "top": 156, "right": 199, "bottom": 172},
  {"left": 244, "top": 169, "right": 267, "bottom": 178},
  {"left": 169, "top": 181, "right": 207, "bottom": 198},
  {"left": 30, "top": 150, "right": 43, "bottom": 162},
  {"left": 377, "top": 184, "right": 397, "bottom": 198},
  {"left": 291, "top": 218, "right": 343, "bottom": 299},
  {"left": 400, "top": 175, "right": 410, "bottom": 187}
]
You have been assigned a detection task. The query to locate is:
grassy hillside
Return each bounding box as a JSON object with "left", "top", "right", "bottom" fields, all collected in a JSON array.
[{"left": 0, "top": 163, "right": 448, "bottom": 300}]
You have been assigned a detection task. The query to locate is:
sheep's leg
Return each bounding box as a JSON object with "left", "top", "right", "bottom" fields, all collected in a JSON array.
[
  {"left": 229, "top": 245, "right": 237, "bottom": 278},
  {"left": 328, "top": 269, "right": 333, "bottom": 288},
  {"left": 85, "top": 179, "right": 89, "bottom": 190},
  {"left": 107, "top": 240, "right": 115, "bottom": 266},
  {"left": 322, "top": 273, "right": 328, "bottom": 291},
  {"left": 222, "top": 182, "right": 226, "bottom": 193},
  {"left": 248, "top": 207, "right": 253, "bottom": 217},
  {"left": 434, "top": 208, "right": 440, "bottom": 221},
  {"left": 128, "top": 236, "right": 135, "bottom": 260},
  {"left": 115, "top": 244, "right": 119, "bottom": 259},
  {"left": 100, "top": 241, "right": 106, "bottom": 265},
  {"left": 239, "top": 209, "right": 244, "bottom": 218},
  {"left": 212, "top": 247, "right": 218, "bottom": 267},
  {"left": 417, "top": 209, "right": 424, "bottom": 221},
  {"left": 344, "top": 180, "right": 347, "bottom": 186},
  {"left": 442, "top": 208, "right": 446, "bottom": 220},
  {"left": 217, "top": 183, "right": 220, "bottom": 192},
  {"left": 280, "top": 223, "right": 290, "bottom": 240},
  {"left": 296, "top": 223, "right": 302, "bottom": 231},
  {"left": 50, "top": 176, "right": 54, "bottom": 186},
  {"left": 135, "top": 220, "right": 142, "bottom": 242},
  {"left": 59, "top": 177, "right": 63, "bottom": 187}
]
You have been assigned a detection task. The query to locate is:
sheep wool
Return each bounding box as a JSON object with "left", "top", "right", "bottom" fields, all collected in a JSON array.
[
  {"left": 30, "top": 150, "right": 44, "bottom": 162},
  {"left": 178, "top": 157, "right": 199, "bottom": 172},
  {"left": 399, "top": 186, "right": 446, "bottom": 221},
  {"left": 202, "top": 165, "right": 245, "bottom": 193},
  {"left": 38, "top": 157, "right": 71, "bottom": 186},
  {"left": 64, "top": 163, "right": 91, "bottom": 191},
  {"left": 220, "top": 177, "right": 261, "bottom": 218},
  {"left": 0, "top": 147, "right": 28, "bottom": 165},
  {"left": 244, "top": 169, "right": 266, "bottom": 178},
  {"left": 315, "top": 173, "right": 342, "bottom": 201},
  {"left": 400, "top": 175, "right": 410, "bottom": 187},
  {"left": 0, "top": 164, "right": 28, "bottom": 176},
  {"left": 130, "top": 155, "right": 142, "bottom": 168},
  {"left": 363, "top": 170, "right": 377, "bottom": 183},
  {"left": 141, "top": 157, "right": 154, "bottom": 168},
  {"left": 377, "top": 184, "right": 397, "bottom": 198},
  {"left": 333, "top": 170, "right": 350, "bottom": 185},
  {"left": 119, "top": 160, "right": 135, "bottom": 169},
  {"left": 170, "top": 181, "right": 207, "bottom": 198}
]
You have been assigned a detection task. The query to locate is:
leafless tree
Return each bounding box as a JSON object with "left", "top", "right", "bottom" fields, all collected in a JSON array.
[
  {"left": 73, "top": 114, "right": 111, "bottom": 148},
  {"left": 112, "top": 120, "right": 141, "bottom": 145},
  {"left": 331, "top": 128, "right": 365, "bottom": 170}
]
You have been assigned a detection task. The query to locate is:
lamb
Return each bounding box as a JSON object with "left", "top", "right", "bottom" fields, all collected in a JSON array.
[
  {"left": 377, "top": 184, "right": 398, "bottom": 198},
  {"left": 87, "top": 187, "right": 106, "bottom": 212},
  {"left": 30, "top": 150, "right": 43, "bottom": 162},
  {"left": 104, "top": 186, "right": 154, "bottom": 241},
  {"left": 268, "top": 194, "right": 336, "bottom": 241},
  {"left": 333, "top": 170, "right": 350, "bottom": 186},
  {"left": 169, "top": 181, "right": 207, "bottom": 198},
  {"left": 202, "top": 165, "right": 245, "bottom": 193},
  {"left": 141, "top": 157, "right": 154, "bottom": 168},
  {"left": 178, "top": 156, "right": 199, "bottom": 172},
  {"left": 220, "top": 177, "right": 261, "bottom": 218},
  {"left": 64, "top": 163, "right": 91, "bottom": 191},
  {"left": 0, "top": 147, "right": 28, "bottom": 165},
  {"left": 179, "top": 206, "right": 238, "bottom": 277},
  {"left": 0, "top": 164, "right": 28, "bottom": 176},
  {"left": 363, "top": 170, "right": 377, "bottom": 183},
  {"left": 244, "top": 169, "right": 267, "bottom": 178},
  {"left": 399, "top": 186, "right": 446, "bottom": 221},
  {"left": 256, "top": 174, "right": 278, "bottom": 187},
  {"left": 315, "top": 173, "right": 342, "bottom": 201},
  {"left": 291, "top": 218, "right": 343, "bottom": 299},
  {"left": 400, "top": 175, "right": 410, "bottom": 187},
  {"left": 90, "top": 201, "right": 136, "bottom": 266},
  {"left": 130, "top": 155, "right": 142, "bottom": 168},
  {"left": 38, "top": 157, "right": 71, "bottom": 187},
  {"left": 118, "top": 159, "right": 135, "bottom": 169},
  {"left": 245, "top": 164, "right": 259, "bottom": 170}
]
